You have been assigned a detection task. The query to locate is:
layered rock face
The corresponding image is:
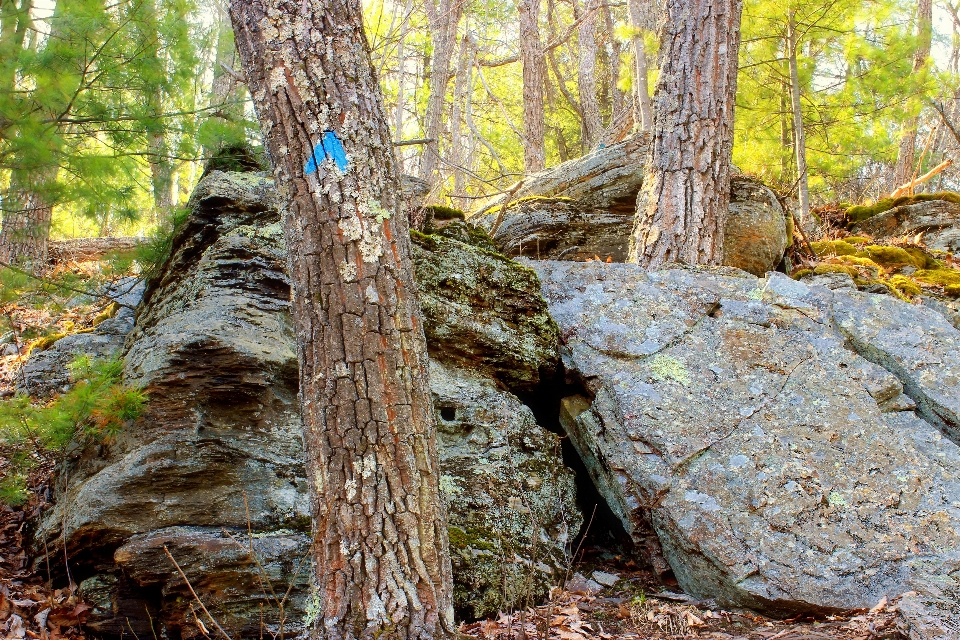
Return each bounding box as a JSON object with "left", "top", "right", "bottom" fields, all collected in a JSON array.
[
  {"left": 531, "top": 260, "right": 960, "bottom": 632},
  {"left": 851, "top": 198, "right": 960, "bottom": 252},
  {"left": 470, "top": 136, "right": 789, "bottom": 275},
  {"left": 32, "top": 172, "right": 579, "bottom": 638}
]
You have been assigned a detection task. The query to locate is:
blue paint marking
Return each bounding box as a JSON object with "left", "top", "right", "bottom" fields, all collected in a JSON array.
[{"left": 304, "top": 130, "right": 349, "bottom": 175}]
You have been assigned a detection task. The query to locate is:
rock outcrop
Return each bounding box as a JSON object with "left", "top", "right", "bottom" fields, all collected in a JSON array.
[
  {"left": 470, "top": 136, "right": 788, "bottom": 275},
  {"left": 850, "top": 197, "right": 960, "bottom": 253},
  {"left": 32, "top": 172, "right": 579, "bottom": 638},
  {"left": 532, "top": 259, "right": 960, "bottom": 625}
]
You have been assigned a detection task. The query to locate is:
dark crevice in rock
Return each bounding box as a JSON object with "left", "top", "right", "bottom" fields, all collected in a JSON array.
[
  {"left": 516, "top": 363, "right": 665, "bottom": 576},
  {"left": 836, "top": 323, "right": 960, "bottom": 445}
]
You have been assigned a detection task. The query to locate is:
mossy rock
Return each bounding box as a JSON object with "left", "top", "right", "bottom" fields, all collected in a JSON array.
[
  {"left": 915, "top": 268, "right": 960, "bottom": 288},
  {"left": 886, "top": 275, "right": 922, "bottom": 298},
  {"left": 793, "top": 268, "right": 813, "bottom": 280},
  {"left": 856, "top": 245, "right": 923, "bottom": 269},
  {"left": 843, "top": 235, "right": 873, "bottom": 245},
  {"left": 946, "top": 284, "right": 960, "bottom": 298},
  {"left": 418, "top": 220, "right": 498, "bottom": 252},
  {"left": 845, "top": 191, "right": 960, "bottom": 224},
  {"left": 814, "top": 264, "right": 859, "bottom": 277},
  {"left": 201, "top": 143, "right": 269, "bottom": 177},
  {"left": 811, "top": 239, "right": 858, "bottom": 257}
]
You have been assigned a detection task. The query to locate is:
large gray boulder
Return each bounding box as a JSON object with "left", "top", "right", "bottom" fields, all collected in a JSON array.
[
  {"left": 531, "top": 260, "right": 960, "bottom": 625},
  {"left": 31, "top": 171, "right": 578, "bottom": 639}
]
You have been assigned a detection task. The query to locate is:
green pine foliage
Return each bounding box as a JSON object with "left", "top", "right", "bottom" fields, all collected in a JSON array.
[
  {"left": 0, "top": 356, "right": 146, "bottom": 505},
  {"left": 735, "top": 0, "right": 926, "bottom": 203}
]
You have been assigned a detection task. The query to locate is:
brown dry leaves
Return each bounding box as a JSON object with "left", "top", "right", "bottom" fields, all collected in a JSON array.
[{"left": 459, "top": 587, "right": 905, "bottom": 640}]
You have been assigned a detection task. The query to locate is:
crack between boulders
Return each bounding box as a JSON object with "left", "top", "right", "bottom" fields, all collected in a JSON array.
[
  {"left": 831, "top": 317, "right": 960, "bottom": 445},
  {"left": 668, "top": 356, "right": 811, "bottom": 480}
]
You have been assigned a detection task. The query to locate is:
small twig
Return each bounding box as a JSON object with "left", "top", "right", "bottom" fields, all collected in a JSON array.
[
  {"left": 0, "top": 260, "right": 137, "bottom": 309},
  {"left": 163, "top": 545, "right": 233, "bottom": 640},
  {"left": 125, "top": 617, "right": 142, "bottom": 640},
  {"left": 144, "top": 605, "right": 160, "bottom": 640},
  {"left": 392, "top": 137, "right": 435, "bottom": 147}
]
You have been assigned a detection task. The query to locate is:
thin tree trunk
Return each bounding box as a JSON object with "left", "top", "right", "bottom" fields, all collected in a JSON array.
[
  {"left": 420, "top": 0, "right": 464, "bottom": 184},
  {"left": 893, "top": 0, "right": 934, "bottom": 190},
  {"left": 577, "top": 0, "right": 604, "bottom": 149},
  {"left": 601, "top": 1, "right": 625, "bottom": 116},
  {"left": 230, "top": 0, "right": 456, "bottom": 637},
  {"left": 449, "top": 32, "right": 476, "bottom": 198},
  {"left": 786, "top": 14, "right": 810, "bottom": 223},
  {"left": 519, "top": 0, "right": 547, "bottom": 172},
  {"left": 627, "top": 0, "right": 652, "bottom": 131},
  {"left": 630, "top": 0, "right": 743, "bottom": 267},
  {"left": 780, "top": 80, "right": 791, "bottom": 180},
  {"left": 393, "top": 0, "right": 415, "bottom": 140}
]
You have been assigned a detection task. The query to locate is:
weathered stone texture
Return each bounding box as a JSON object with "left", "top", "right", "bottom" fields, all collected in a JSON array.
[
  {"left": 31, "top": 172, "right": 576, "bottom": 638},
  {"left": 532, "top": 260, "right": 960, "bottom": 621}
]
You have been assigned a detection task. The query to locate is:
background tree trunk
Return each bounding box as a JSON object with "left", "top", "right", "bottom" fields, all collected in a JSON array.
[
  {"left": 627, "top": 0, "right": 653, "bottom": 131},
  {"left": 629, "top": 0, "right": 743, "bottom": 267},
  {"left": 519, "top": 0, "right": 547, "bottom": 172},
  {"left": 450, "top": 32, "right": 477, "bottom": 199},
  {"left": 230, "top": 0, "right": 456, "bottom": 636},
  {"left": 892, "top": 0, "right": 934, "bottom": 190},
  {"left": 420, "top": 0, "right": 465, "bottom": 184},
  {"left": 576, "top": 0, "right": 604, "bottom": 149},
  {"left": 786, "top": 14, "right": 810, "bottom": 222},
  {"left": 0, "top": 170, "right": 55, "bottom": 264}
]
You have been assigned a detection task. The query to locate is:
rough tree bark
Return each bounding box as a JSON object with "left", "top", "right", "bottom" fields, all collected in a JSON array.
[
  {"left": 229, "top": 0, "right": 456, "bottom": 637},
  {"left": 786, "top": 12, "right": 810, "bottom": 222},
  {"left": 627, "top": 0, "right": 652, "bottom": 131},
  {"left": 519, "top": 0, "right": 547, "bottom": 172},
  {"left": 893, "top": 0, "right": 934, "bottom": 190},
  {"left": 629, "top": 0, "right": 743, "bottom": 267},
  {"left": 0, "top": 170, "right": 55, "bottom": 264},
  {"left": 420, "top": 0, "right": 464, "bottom": 184},
  {"left": 576, "top": 0, "right": 604, "bottom": 149}
]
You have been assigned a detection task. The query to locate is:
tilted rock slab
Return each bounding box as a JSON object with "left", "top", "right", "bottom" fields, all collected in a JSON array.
[
  {"left": 34, "top": 172, "right": 578, "bottom": 639},
  {"left": 532, "top": 260, "right": 960, "bottom": 629},
  {"left": 470, "top": 136, "right": 788, "bottom": 276},
  {"left": 852, "top": 199, "right": 960, "bottom": 253}
]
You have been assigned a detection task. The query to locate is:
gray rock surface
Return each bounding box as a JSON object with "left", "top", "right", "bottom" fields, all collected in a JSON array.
[
  {"left": 532, "top": 260, "right": 960, "bottom": 621},
  {"left": 17, "top": 278, "right": 145, "bottom": 397},
  {"left": 33, "top": 171, "right": 577, "bottom": 638},
  {"left": 851, "top": 199, "right": 960, "bottom": 253}
]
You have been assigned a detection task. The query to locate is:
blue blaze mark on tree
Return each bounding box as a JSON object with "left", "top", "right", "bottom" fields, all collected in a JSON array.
[{"left": 304, "top": 131, "right": 349, "bottom": 175}]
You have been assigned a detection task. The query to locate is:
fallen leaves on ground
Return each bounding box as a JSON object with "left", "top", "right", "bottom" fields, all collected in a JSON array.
[{"left": 460, "top": 581, "right": 905, "bottom": 640}]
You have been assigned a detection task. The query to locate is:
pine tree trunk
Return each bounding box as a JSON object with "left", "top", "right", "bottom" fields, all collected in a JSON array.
[
  {"left": 0, "top": 170, "right": 55, "bottom": 265},
  {"left": 627, "top": 0, "right": 652, "bottom": 131},
  {"left": 893, "top": 0, "right": 933, "bottom": 190},
  {"left": 629, "top": 0, "right": 743, "bottom": 267},
  {"left": 577, "top": 0, "right": 603, "bottom": 149},
  {"left": 519, "top": 0, "right": 547, "bottom": 172},
  {"left": 229, "top": 0, "right": 456, "bottom": 637},
  {"left": 420, "top": 0, "right": 464, "bottom": 183},
  {"left": 786, "top": 14, "right": 810, "bottom": 223}
]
